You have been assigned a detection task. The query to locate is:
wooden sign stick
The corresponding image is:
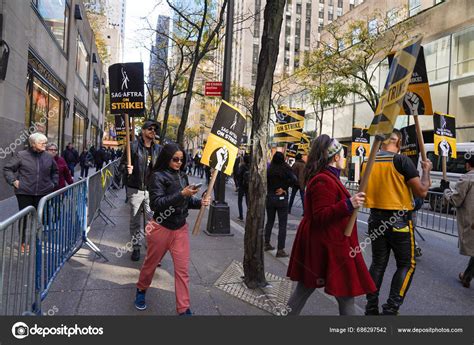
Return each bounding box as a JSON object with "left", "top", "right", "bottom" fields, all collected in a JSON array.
[
  {"left": 192, "top": 169, "right": 218, "bottom": 235},
  {"left": 125, "top": 114, "right": 132, "bottom": 167},
  {"left": 344, "top": 137, "right": 383, "bottom": 237},
  {"left": 413, "top": 115, "right": 427, "bottom": 161}
]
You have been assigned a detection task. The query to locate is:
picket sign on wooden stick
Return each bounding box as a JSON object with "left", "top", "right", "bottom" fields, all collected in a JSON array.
[
  {"left": 192, "top": 169, "right": 218, "bottom": 235},
  {"left": 125, "top": 114, "right": 132, "bottom": 166},
  {"left": 413, "top": 115, "right": 427, "bottom": 161},
  {"left": 344, "top": 138, "right": 383, "bottom": 237}
]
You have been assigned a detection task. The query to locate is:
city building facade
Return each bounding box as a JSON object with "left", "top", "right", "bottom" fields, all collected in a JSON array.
[{"left": 0, "top": 0, "right": 107, "bottom": 201}]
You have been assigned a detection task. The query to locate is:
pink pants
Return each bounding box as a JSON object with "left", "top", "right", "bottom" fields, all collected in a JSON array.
[{"left": 137, "top": 221, "right": 190, "bottom": 314}]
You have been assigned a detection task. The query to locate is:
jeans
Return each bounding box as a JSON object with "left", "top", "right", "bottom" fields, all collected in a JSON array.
[
  {"left": 80, "top": 165, "right": 89, "bottom": 178},
  {"left": 237, "top": 188, "right": 248, "bottom": 219},
  {"left": 127, "top": 187, "right": 151, "bottom": 249},
  {"left": 137, "top": 221, "right": 190, "bottom": 314},
  {"left": 16, "top": 194, "right": 44, "bottom": 244},
  {"left": 287, "top": 282, "right": 357, "bottom": 315},
  {"left": 264, "top": 195, "right": 289, "bottom": 250},
  {"left": 366, "top": 211, "right": 416, "bottom": 314},
  {"left": 67, "top": 163, "right": 75, "bottom": 178},
  {"left": 288, "top": 187, "right": 304, "bottom": 214}
]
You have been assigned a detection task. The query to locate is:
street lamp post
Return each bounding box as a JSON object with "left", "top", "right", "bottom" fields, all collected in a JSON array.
[{"left": 206, "top": 0, "right": 234, "bottom": 236}]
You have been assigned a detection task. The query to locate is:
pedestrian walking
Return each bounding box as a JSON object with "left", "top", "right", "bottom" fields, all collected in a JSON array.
[
  {"left": 236, "top": 154, "right": 250, "bottom": 221},
  {"left": 363, "top": 129, "right": 432, "bottom": 315},
  {"left": 94, "top": 146, "right": 107, "bottom": 170},
  {"left": 444, "top": 154, "right": 474, "bottom": 288},
  {"left": 46, "top": 143, "right": 73, "bottom": 190},
  {"left": 79, "top": 148, "right": 94, "bottom": 179},
  {"left": 263, "top": 151, "right": 297, "bottom": 258},
  {"left": 286, "top": 135, "right": 376, "bottom": 315},
  {"left": 134, "top": 143, "right": 211, "bottom": 314},
  {"left": 3, "top": 133, "right": 58, "bottom": 250},
  {"left": 61, "top": 142, "right": 79, "bottom": 177},
  {"left": 288, "top": 153, "right": 306, "bottom": 216},
  {"left": 233, "top": 155, "right": 242, "bottom": 192},
  {"left": 119, "top": 120, "right": 162, "bottom": 261}
]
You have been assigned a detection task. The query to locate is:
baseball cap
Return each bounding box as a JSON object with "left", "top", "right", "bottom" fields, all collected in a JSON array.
[{"left": 142, "top": 120, "right": 160, "bottom": 130}]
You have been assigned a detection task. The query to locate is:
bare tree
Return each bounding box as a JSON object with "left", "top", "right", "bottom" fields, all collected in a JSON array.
[{"left": 243, "top": 0, "right": 286, "bottom": 289}]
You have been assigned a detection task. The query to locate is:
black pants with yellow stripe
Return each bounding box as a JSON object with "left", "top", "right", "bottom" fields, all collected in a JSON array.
[{"left": 366, "top": 210, "right": 416, "bottom": 315}]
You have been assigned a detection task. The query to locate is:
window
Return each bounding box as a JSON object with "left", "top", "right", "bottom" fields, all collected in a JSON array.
[
  {"left": 338, "top": 39, "right": 344, "bottom": 51},
  {"left": 32, "top": 0, "right": 70, "bottom": 51},
  {"left": 451, "top": 26, "right": 474, "bottom": 79},
  {"left": 319, "top": 11, "right": 324, "bottom": 19},
  {"left": 92, "top": 70, "right": 100, "bottom": 105},
  {"left": 306, "top": 3, "right": 312, "bottom": 17},
  {"left": 305, "top": 20, "right": 311, "bottom": 47},
  {"left": 76, "top": 34, "right": 89, "bottom": 86},
  {"left": 368, "top": 19, "right": 378, "bottom": 36},
  {"left": 336, "top": 7, "right": 342, "bottom": 17},
  {"left": 319, "top": 0, "right": 324, "bottom": 3},
  {"left": 387, "top": 7, "right": 401, "bottom": 27},
  {"left": 91, "top": 124, "right": 98, "bottom": 148},
  {"left": 409, "top": 0, "right": 421, "bottom": 16},
  {"left": 25, "top": 74, "right": 63, "bottom": 148},
  {"left": 73, "top": 110, "right": 86, "bottom": 152},
  {"left": 352, "top": 28, "right": 361, "bottom": 44},
  {"left": 318, "top": 24, "right": 324, "bottom": 33},
  {"left": 296, "top": 3, "right": 302, "bottom": 14},
  {"left": 328, "top": 12, "right": 333, "bottom": 21},
  {"left": 338, "top": 0, "right": 343, "bottom": 7},
  {"left": 425, "top": 36, "right": 450, "bottom": 83}
]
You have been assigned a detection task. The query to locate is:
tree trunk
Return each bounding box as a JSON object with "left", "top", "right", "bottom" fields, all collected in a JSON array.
[
  {"left": 160, "top": 79, "right": 176, "bottom": 142},
  {"left": 243, "top": 0, "right": 286, "bottom": 289}
]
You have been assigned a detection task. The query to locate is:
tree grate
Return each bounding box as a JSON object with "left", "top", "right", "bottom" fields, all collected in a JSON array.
[{"left": 214, "top": 260, "right": 294, "bottom": 316}]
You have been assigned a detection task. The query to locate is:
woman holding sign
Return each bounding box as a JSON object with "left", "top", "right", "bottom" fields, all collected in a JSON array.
[
  {"left": 286, "top": 135, "right": 376, "bottom": 315},
  {"left": 134, "top": 143, "right": 211, "bottom": 315}
]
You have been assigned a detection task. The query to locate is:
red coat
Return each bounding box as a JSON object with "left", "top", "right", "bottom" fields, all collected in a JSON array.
[
  {"left": 287, "top": 169, "right": 376, "bottom": 297},
  {"left": 54, "top": 156, "right": 73, "bottom": 190}
]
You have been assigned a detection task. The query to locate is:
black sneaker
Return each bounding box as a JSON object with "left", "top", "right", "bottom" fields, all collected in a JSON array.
[
  {"left": 365, "top": 307, "right": 379, "bottom": 315},
  {"left": 131, "top": 248, "right": 140, "bottom": 261},
  {"left": 179, "top": 308, "right": 193, "bottom": 316},
  {"left": 264, "top": 243, "right": 275, "bottom": 251},
  {"left": 134, "top": 289, "right": 147, "bottom": 310},
  {"left": 276, "top": 249, "right": 289, "bottom": 258}
]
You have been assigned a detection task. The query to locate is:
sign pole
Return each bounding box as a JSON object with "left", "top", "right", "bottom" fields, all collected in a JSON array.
[
  {"left": 413, "top": 115, "right": 427, "bottom": 161},
  {"left": 125, "top": 114, "right": 132, "bottom": 166},
  {"left": 344, "top": 137, "right": 383, "bottom": 237},
  {"left": 131, "top": 117, "right": 135, "bottom": 142},
  {"left": 442, "top": 156, "right": 447, "bottom": 180},
  {"left": 193, "top": 169, "right": 218, "bottom": 235}
]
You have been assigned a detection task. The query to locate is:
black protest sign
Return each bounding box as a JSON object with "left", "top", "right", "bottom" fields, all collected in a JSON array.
[
  {"left": 351, "top": 127, "right": 370, "bottom": 158},
  {"left": 201, "top": 101, "right": 246, "bottom": 175},
  {"left": 388, "top": 46, "right": 433, "bottom": 116},
  {"left": 108, "top": 63, "right": 145, "bottom": 116},
  {"left": 274, "top": 108, "right": 305, "bottom": 143},
  {"left": 114, "top": 114, "right": 126, "bottom": 145},
  {"left": 400, "top": 124, "right": 419, "bottom": 167},
  {"left": 286, "top": 143, "right": 298, "bottom": 158},
  {"left": 433, "top": 112, "right": 457, "bottom": 158}
]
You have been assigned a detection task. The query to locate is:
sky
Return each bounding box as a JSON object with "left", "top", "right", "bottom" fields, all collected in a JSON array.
[{"left": 123, "top": 0, "right": 171, "bottom": 74}]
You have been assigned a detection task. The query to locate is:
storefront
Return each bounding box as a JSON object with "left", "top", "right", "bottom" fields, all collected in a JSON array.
[
  {"left": 73, "top": 99, "right": 87, "bottom": 152},
  {"left": 25, "top": 50, "right": 67, "bottom": 150}
]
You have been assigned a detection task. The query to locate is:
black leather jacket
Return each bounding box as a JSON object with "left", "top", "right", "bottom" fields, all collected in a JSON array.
[
  {"left": 148, "top": 168, "right": 201, "bottom": 230},
  {"left": 119, "top": 137, "right": 161, "bottom": 190}
]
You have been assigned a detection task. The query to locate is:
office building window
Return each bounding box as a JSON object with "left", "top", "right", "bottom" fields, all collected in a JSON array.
[
  {"left": 31, "top": 0, "right": 70, "bottom": 51},
  {"left": 409, "top": 0, "right": 421, "bottom": 16},
  {"left": 296, "top": 3, "right": 302, "bottom": 14},
  {"left": 306, "top": 3, "right": 311, "bottom": 17},
  {"left": 425, "top": 36, "right": 450, "bottom": 83},
  {"left": 76, "top": 34, "right": 89, "bottom": 86},
  {"left": 452, "top": 26, "right": 474, "bottom": 79},
  {"left": 338, "top": 0, "right": 343, "bottom": 7},
  {"left": 387, "top": 7, "right": 402, "bottom": 27},
  {"left": 92, "top": 70, "right": 100, "bottom": 105},
  {"left": 352, "top": 28, "right": 361, "bottom": 44},
  {"left": 319, "top": 0, "right": 324, "bottom": 3},
  {"left": 305, "top": 20, "right": 311, "bottom": 47},
  {"left": 318, "top": 24, "right": 324, "bottom": 33},
  {"left": 328, "top": 12, "right": 333, "bottom": 21},
  {"left": 336, "top": 8, "right": 342, "bottom": 17},
  {"left": 368, "top": 19, "right": 378, "bottom": 36},
  {"left": 73, "top": 111, "right": 86, "bottom": 152},
  {"left": 319, "top": 11, "right": 324, "bottom": 19}
]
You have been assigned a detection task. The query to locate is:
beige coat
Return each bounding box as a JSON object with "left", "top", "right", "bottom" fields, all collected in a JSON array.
[{"left": 445, "top": 170, "right": 474, "bottom": 256}]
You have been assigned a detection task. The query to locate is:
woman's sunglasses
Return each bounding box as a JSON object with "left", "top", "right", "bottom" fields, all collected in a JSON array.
[{"left": 172, "top": 157, "right": 184, "bottom": 163}]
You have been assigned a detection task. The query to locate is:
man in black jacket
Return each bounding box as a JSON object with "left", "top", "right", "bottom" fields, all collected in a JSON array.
[
  {"left": 119, "top": 120, "right": 162, "bottom": 261},
  {"left": 62, "top": 142, "right": 79, "bottom": 177}
]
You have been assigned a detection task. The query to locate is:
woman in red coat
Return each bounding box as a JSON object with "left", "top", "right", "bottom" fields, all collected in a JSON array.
[
  {"left": 287, "top": 135, "right": 376, "bottom": 315},
  {"left": 46, "top": 143, "right": 74, "bottom": 190}
]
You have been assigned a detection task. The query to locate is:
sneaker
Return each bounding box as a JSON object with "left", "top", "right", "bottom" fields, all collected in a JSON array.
[
  {"left": 134, "top": 289, "right": 147, "bottom": 310},
  {"left": 459, "top": 273, "right": 470, "bottom": 288},
  {"left": 237, "top": 216, "right": 244, "bottom": 221},
  {"left": 131, "top": 248, "right": 140, "bottom": 261},
  {"left": 276, "top": 249, "right": 289, "bottom": 258},
  {"left": 179, "top": 308, "right": 193, "bottom": 316},
  {"left": 365, "top": 307, "right": 379, "bottom": 315},
  {"left": 264, "top": 243, "right": 274, "bottom": 251}
]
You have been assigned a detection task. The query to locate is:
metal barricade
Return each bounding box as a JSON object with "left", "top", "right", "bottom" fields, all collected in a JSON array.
[
  {"left": 343, "top": 181, "right": 458, "bottom": 236},
  {"left": 0, "top": 206, "right": 37, "bottom": 315},
  {"left": 36, "top": 179, "right": 88, "bottom": 303}
]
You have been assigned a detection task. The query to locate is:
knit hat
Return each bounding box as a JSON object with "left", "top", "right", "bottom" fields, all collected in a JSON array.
[{"left": 327, "top": 138, "right": 343, "bottom": 158}]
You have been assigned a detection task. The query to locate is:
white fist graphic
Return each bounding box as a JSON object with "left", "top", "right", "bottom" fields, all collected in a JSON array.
[
  {"left": 404, "top": 92, "right": 420, "bottom": 115},
  {"left": 215, "top": 147, "right": 229, "bottom": 171},
  {"left": 440, "top": 139, "right": 450, "bottom": 157}
]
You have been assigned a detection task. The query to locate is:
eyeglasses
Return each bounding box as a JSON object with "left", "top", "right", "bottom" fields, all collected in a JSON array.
[
  {"left": 38, "top": 142, "right": 48, "bottom": 146},
  {"left": 146, "top": 127, "right": 157, "bottom": 132},
  {"left": 172, "top": 157, "right": 184, "bottom": 163}
]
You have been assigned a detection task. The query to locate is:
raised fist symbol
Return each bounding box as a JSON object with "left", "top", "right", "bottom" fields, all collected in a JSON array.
[
  {"left": 404, "top": 92, "right": 420, "bottom": 115},
  {"left": 357, "top": 145, "right": 365, "bottom": 157},
  {"left": 215, "top": 147, "right": 229, "bottom": 171},
  {"left": 440, "top": 139, "right": 450, "bottom": 157}
]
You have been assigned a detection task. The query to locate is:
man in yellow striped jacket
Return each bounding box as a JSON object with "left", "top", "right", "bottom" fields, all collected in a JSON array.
[{"left": 363, "top": 129, "right": 432, "bottom": 315}]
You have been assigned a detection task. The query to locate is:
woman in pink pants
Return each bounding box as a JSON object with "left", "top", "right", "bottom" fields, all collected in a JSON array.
[{"left": 135, "top": 143, "right": 210, "bottom": 315}]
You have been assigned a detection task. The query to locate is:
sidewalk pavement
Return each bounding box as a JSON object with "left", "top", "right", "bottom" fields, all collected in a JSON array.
[{"left": 41, "top": 186, "right": 346, "bottom": 316}]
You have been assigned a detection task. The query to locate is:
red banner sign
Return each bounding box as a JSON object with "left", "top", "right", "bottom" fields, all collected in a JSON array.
[{"left": 205, "top": 81, "right": 223, "bottom": 97}]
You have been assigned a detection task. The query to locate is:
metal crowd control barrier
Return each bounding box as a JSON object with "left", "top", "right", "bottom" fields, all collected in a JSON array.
[
  {"left": 36, "top": 179, "right": 88, "bottom": 302},
  {"left": 343, "top": 181, "right": 458, "bottom": 237},
  {"left": 0, "top": 206, "right": 37, "bottom": 315}
]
